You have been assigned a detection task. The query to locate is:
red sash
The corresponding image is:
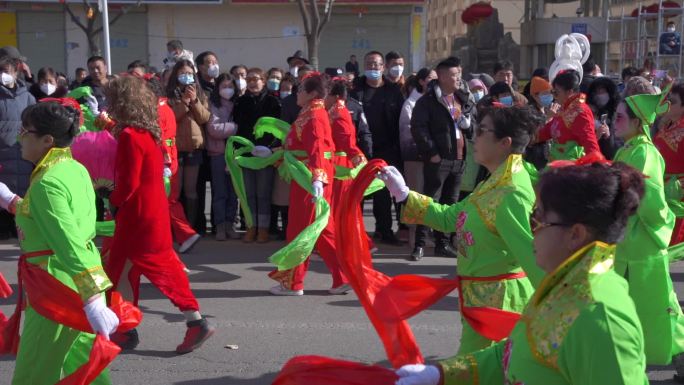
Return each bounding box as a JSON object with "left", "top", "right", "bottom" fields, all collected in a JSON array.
[{"left": 0, "top": 250, "right": 142, "bottom": 384}]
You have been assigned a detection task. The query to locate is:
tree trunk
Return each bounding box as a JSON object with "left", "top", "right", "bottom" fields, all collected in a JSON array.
[
  {"left": 88, "top": 34, "right": 101, "bottom": 57},
  {"left": 307, "top": 34, "right": 320, "bottom": 70}
]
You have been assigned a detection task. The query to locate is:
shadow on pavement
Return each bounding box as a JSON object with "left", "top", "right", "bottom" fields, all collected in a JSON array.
[
  {"left": 327, "top": 294, "right": 459, "bottom": 312},
  {"left": 173, "top": 372, "right": 277, "bottom": 384}
]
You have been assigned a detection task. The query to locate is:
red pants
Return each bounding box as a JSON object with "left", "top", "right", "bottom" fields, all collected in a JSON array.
[
  {"left": 106, "top": 248, "right": 199, "bottom": 312},
  {"left": 169, "top": 170, "right": 197, "bottom": 244},
  {"left": 269, "top": 177, "right": 346, "bottom": 291}
]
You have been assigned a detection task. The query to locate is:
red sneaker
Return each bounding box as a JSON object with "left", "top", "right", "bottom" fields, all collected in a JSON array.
[{"left": 175, "top": 318, "right": 215, "bottom": 354}]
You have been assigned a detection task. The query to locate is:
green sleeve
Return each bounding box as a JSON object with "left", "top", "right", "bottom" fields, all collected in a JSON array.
[
  {"left": 439, "top": 340, "right": 505, "bottom": 385},
  {"left": 621, "top": 144, "right": 674, "bottom": 248},
  {"left": 558, "top": 303, "right": 649, "bottom": 385},
  {"left": 95, "top": 220, "right": 115, "bottom": 237},
  {"left": 29, "top": 177, "right": 112, "bottom": 300},
  {"left": 495, "top": 192, "right": 545, "bottom": 287},
  {"left": 401, "top": 191, "right": 465, "bottom": 234}
]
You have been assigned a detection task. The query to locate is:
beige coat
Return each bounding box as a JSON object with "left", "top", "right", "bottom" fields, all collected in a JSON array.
[{"left": 171, "top": 97, "right": 210, "bottom": 152}]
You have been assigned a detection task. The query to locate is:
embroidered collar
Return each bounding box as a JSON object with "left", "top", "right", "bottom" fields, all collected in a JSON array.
[
  {"left": 31, "top": 147, "right": 73, "bottom": 183},
  {"left": 622, "top": 133, "right": 652, "bottom": 150},
  {"left": 532, "top": 241, "right": 615, "bottom": 306},
  {"left": 561, "top": 93, "right": 586, "bottom": 110},
  {"left": 471, "top": 153, "right": 522, "bottom": 199}
]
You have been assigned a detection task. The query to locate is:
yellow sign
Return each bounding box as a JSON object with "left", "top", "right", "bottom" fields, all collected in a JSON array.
[{"left": 0, "top": 13, "right": 17, "bottom": 48}]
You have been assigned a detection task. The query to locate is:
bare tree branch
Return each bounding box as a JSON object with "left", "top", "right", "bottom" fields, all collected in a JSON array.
[
  {"left": 309, "top": 0, "right": 320, "bottom": 36},
  {"left": 317, "top": 0, "right": 334, "bottom": 36},
  {"left": 93, "top": 5, "right": 131, "bottom": 35},
  {"left": 297, "top": 0, "right": 312, "bottom": 36},
  {"left": 64, "top": 2, "right": 88, "bottom": 32}
]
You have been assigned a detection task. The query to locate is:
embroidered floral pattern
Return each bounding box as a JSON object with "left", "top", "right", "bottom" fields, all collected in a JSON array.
[
  {"left": 469, "top": 155, "right": 522, "bottom": 233},
  {"left": 401, "top": 191, "right": 432, "bottom": 225},
  {"left": 293, "top": 99, "right": 326, "bottom": 141},
  {"left": 656, "top": 124, "right": 684, "bottom": 152},
  {"left": 461, "top": 279, "right": 506, "bottom": 308},
  {"left": 440, "top": 354, "right": 479, "bottom": 385},
  {"left": 524, "top": 243, "right": 615, "bottom": 369}
]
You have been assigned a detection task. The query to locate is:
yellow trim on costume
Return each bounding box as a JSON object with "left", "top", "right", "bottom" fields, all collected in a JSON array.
[
  {"left": 439, "top": 354, "right": 479, "bottom": 385},
  {"left": 401, "top": 191, "right": 432, "bottom": 225},
  {"left": 72, "top": 266, "right": 113, "bottom": 300}
]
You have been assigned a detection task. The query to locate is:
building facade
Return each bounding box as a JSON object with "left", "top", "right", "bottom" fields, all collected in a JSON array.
[{"left": 0, "top": 0, "right": 425, "bottom": 77}]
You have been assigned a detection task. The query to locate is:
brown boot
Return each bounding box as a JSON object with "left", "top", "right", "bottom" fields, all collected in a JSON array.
[
  {"left": 257, "top": 228, "right": 270, "bottom": 243},
  {"left": 243, "top": 227, "right": 256, "bottom": 243}
]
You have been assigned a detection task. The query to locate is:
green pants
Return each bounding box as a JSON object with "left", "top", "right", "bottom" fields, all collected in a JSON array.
[
  {"left": 13, "top": 306, "right": 111, "bottom": 385},
  {"left": 615, "top": 252, "right": 684, "bottom": 365}
]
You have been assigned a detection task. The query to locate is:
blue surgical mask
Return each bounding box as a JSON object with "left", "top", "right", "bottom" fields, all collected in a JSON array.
[
  {"left": 178, "top": 74, "right": 194, "bottom": 85},
  {"left": 540, "top": 93, "right": 554, "bottom": 107},
  {"left": 280, "top": 91, "right": 291, "bottom": 99},
  {"left": 267, "top": 79, "right": 281, "bottom": 91},
  {"left": 499, "top": 95, "right": 513, "bottom": 106},
  {"left": 473, "top": 90, "right": 484, "bottom": 102},
  {"left": 365, "top": 70, "right": 382, "bottom": 81}
]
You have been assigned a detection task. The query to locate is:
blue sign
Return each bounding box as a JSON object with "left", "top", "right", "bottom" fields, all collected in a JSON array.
[{"left": 572, "top": 23, "right": 588, "bottom": 34}]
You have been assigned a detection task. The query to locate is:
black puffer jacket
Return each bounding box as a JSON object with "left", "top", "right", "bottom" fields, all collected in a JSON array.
[
  {"left": 410, "top": 82, "right": 475, "bottom": 161},
  {"left": 0, "top": 79, "right": 35, "bottom": 195}
]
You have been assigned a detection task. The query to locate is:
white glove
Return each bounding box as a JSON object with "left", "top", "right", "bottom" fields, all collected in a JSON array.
[
  {"left": 395, "top": 364, "right": 440, "bottom": 385},
  {"left": 163, "top": 167, "right": 172, "bottom": 178},
  {"left": 377, "top": 166, "right": 409, "bottom": 202},
  {"left": 85, "top": 94, "right": 99, "bottom": 116},
  {"left": 84, "top": 295, "right": 119, "bottom": 340},
  {"left": 458, "top": 114, "right": 471, "bottom": 130},
  {"left": 312, "top": 180, "right": 324, "bottom": 201},
  {"left": 0, "top": 182, "right": 17, "bottom": 210},
  {"left": 251, "top": 145, "right": 273, "bottom": 158}
]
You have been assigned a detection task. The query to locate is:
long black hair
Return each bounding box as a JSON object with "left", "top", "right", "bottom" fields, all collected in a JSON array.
[
  {"left": 165, "top": 59, "right": 205, "bottom": 102},
  {"left": 21, "top": 102, "right": 81, "bottom": 147}
]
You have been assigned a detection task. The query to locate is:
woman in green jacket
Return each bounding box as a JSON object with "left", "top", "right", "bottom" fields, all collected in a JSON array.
[{"left": 393, "top": 161, "right": 650, "bottom": 385}]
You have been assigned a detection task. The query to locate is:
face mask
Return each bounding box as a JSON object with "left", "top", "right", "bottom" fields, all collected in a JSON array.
[
  {"left": 365, "top": 70, "right": 382, "bottom": 81},
  {"left": 1, "top": 72, "right": 14, "bottom": 87},
  {"left": 594, "top": 94, "right": 610, "bottom": 107},
  {"left": 290, "top": 66, "right": 299, "bottom": 77},
  {"left": 499, "top": 95, "right": 513, "bottom": 106},
  {"left": 207, "top": 64, "right": 220, "bottom": 79},
  {"left": 540, "top": 93, "right": 554, "bottom": 107},
  {"left": 389, "top": 65, "right": 404, "bottom": 78},
  {"left": 167, "top": 51, "right": 177, "bottom": 60},
  {"left": 178, "top": 74, "right": 194, "bottom": 85},
  {"left": 280, "top": 91, "right": 291, "bottom": 99},
  {"left": 219, "top": 87, "right": 235, "bottom": 100},
  {"left": 40, "top": 83, "right": 56, "bottom": 96},
  {"left": 267, "top": 79, "right": 281, "bottom": 91},
  {"left": 668, "top": 27, "right": 676, "bottom": 33},
  {"left": 473, "top": 90, "right": 484, "bottom": 102},
  {"left": 237, "top": 77, "right": 247, "bottom": 91}
]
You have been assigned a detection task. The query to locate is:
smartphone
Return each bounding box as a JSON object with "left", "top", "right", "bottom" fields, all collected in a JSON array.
[
  {"left": 655, "top": 70, "right": 667, "bottom": 80},
  {"left": 600, "top": 114, "right": 608, "bottom": 124}
]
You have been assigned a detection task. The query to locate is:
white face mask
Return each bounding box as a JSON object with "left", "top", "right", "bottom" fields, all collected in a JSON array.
[
  {"left": 40, "top": 83, "right": 57, "bottom": 96},
  {"left": 290, "top": 66, "right": 299, "bottom": 78},
  {"left": 219, "top": 87, "right": 235, "bottom": 100},
  {"left": 668, "top": 26, "right": 676, "bottom": 33},
  {"left": 389, "top": 65, "right": 404, "bottom": 79},
  {"left": 207, "top": 64, "right": 220, "bottom": 79},
  {"left": 1, "top": 72, "right": 14, "bottom": 87},
  {"left": 237, "top": 77, "right": 247, "bottom": 91},
  {"left": 280, "top": 91, "right": 291, "bottom": 99}
]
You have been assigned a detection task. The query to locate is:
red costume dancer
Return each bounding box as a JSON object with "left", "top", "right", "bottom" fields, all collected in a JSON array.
[
  {"left": 538, "top": 70, "right": 601, "bottom": 162},
  {"left": 269, "top": 74, "right": 348, "bottom": 295},
  {"left": 103, "top": 77, "right": 213, "bottom": 354},
  {"left": 159, "top": 95, "right": 200, "bottom": 250},
  {"left": 654, "top": 114, "right": 684, "bottom": 245}
]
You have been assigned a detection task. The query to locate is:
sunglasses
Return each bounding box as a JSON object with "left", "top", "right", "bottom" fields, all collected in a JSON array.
[{"left": 529, "top": 206, "right": 571, "bottom": 234}]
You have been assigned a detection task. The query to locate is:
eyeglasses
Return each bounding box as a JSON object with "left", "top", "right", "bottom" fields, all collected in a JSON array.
[
  {"left": 19, "top": 127, "right": 41, "bottom": 137},
  {"left": 246, "top": 76, "right": 262, "bottom": 82},
  {"left": 475, "top": 126, "right": 494, "bottom": 137},
  {"left": 529, "top": 207, "right": 571, "bottom": 234}
]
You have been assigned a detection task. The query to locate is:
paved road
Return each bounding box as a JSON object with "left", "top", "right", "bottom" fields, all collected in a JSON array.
[{"left": 0, "top": 234, "right": 683, "bottom": 384}]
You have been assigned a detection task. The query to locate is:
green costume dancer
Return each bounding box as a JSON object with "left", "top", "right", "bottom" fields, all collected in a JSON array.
[
  {"left": 613, "top": 92, "right": 684, "bottom": 368},
  {"left": 1, "top": 101, "right": 117, "bottom": 384},
  {"left": 394, "top": 161, "right": 650, "bottom": 385},
  {"left": 383, "top": 107, "right": 546, "bottom": 356}
]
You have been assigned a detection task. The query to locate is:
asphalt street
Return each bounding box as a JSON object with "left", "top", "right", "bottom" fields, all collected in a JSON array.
[{"left": 0, "top": 229, "right": 683, "bottom": 384}]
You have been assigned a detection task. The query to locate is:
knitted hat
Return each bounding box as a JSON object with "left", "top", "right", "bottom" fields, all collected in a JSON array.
[
  {"left": 468, "top": 79, "right": 488, "bottom": 95},
  {"left": 625, "top": 84, "right": 671, "bottom": 138},
  {"left": 530, "top": 76, "right": 552, "bottom": 96}
]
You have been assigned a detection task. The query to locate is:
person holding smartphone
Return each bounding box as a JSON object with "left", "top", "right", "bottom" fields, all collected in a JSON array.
[
  {"left": 587, "top": 77, "right": 620, "bottom": 159},
  {"left": 166, "top": 60, "right": 210, "bottom": 251}
]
